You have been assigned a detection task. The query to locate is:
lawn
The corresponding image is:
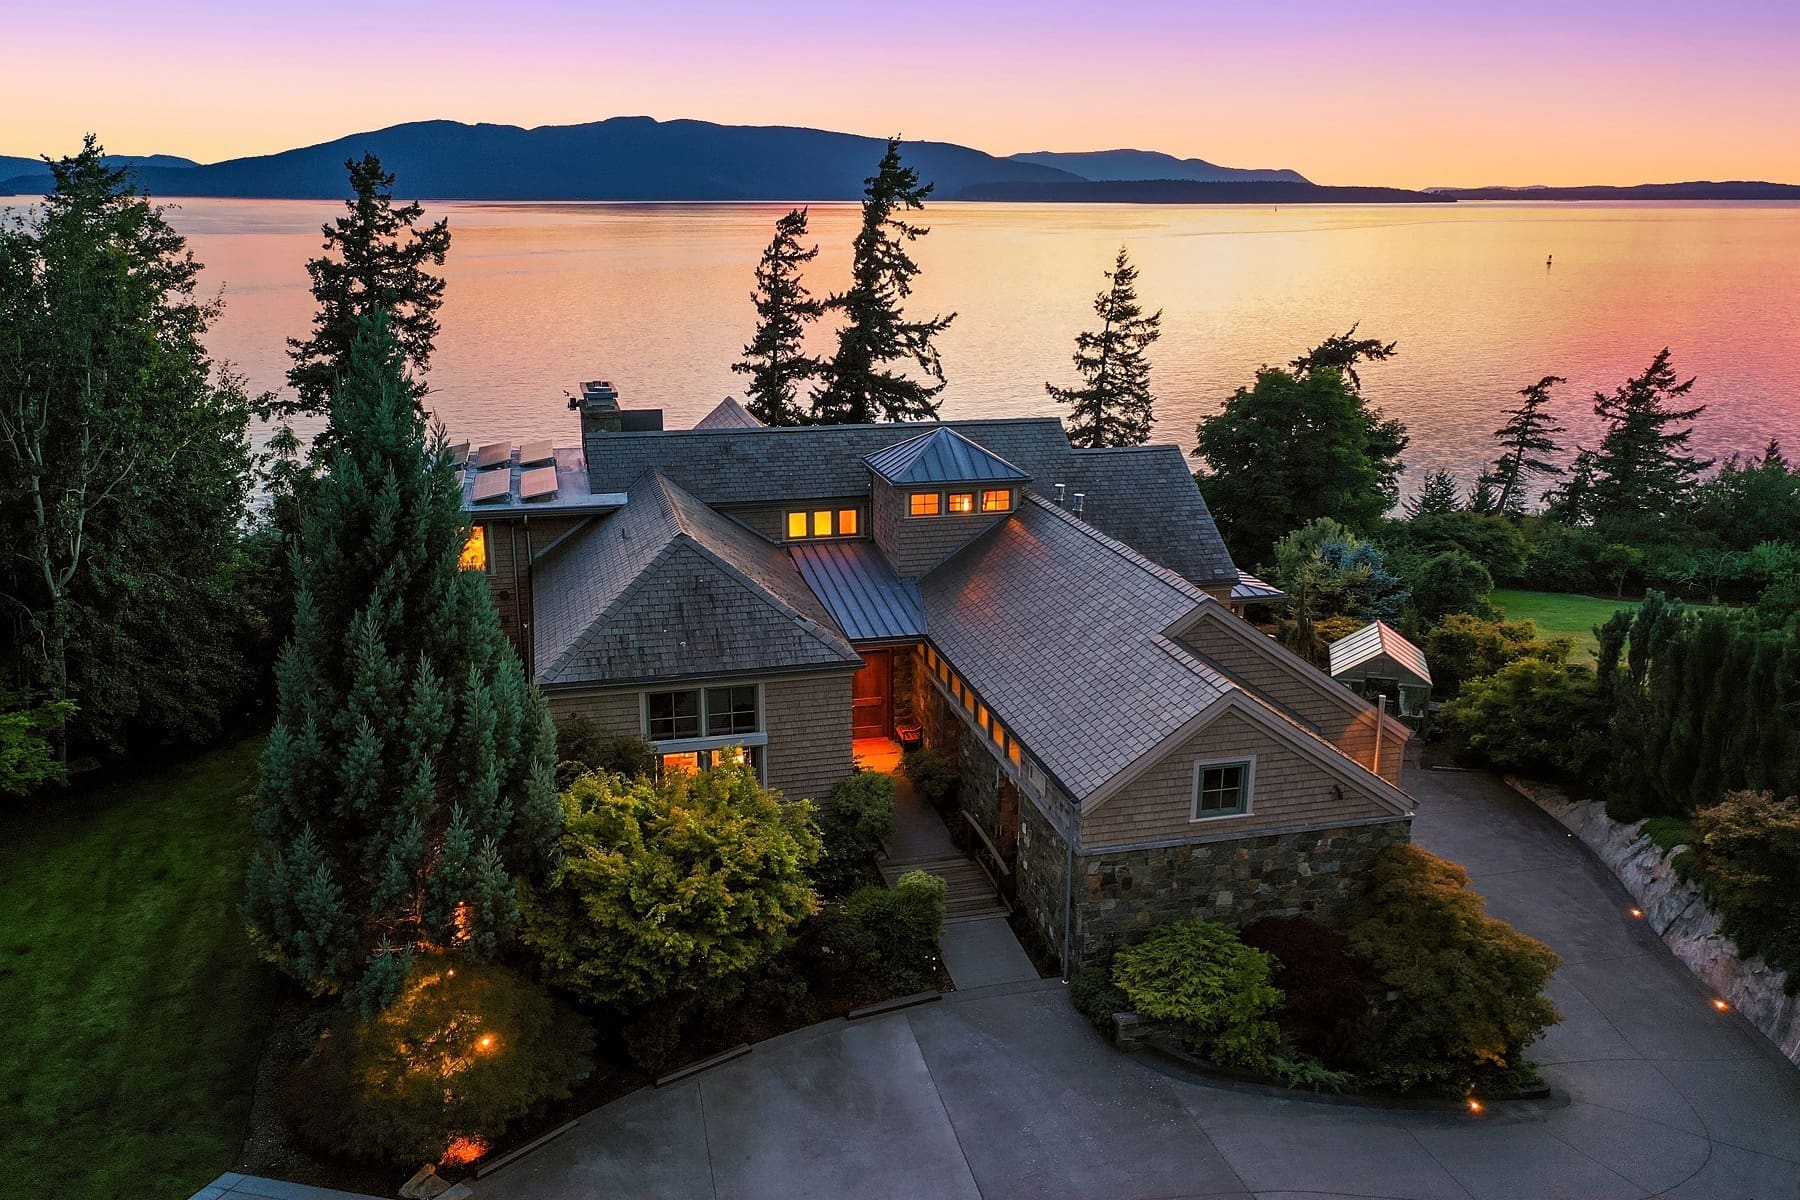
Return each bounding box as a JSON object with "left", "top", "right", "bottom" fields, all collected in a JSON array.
[
  {"left": 0, "top": 737, "right": 273, "bottom": 1200},
  {"left": 1490, "top": 589, "right": 1639, "bottom": 657}
]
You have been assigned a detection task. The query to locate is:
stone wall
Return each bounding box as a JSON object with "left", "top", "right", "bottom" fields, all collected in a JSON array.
[
  {"left": 956, "top": 728, "right": 1001, "bottom": 846},
  {"left": 1016, "top": 794, "right": 1069, "bottom": 966},
  {"left": 1507, "top": 777, "right": 1800, "bottom": 1069},
  {"left": 1071, "top": 818, "right": 1412, "bottom": 967}
]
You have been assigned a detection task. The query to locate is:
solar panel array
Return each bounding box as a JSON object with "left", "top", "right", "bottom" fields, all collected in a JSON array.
[
  {"left": 470, "top": 470, "right": 511, "bottom": 503},
  {"left": 519, "top": 466, "right": 559, "bottom": 501},
  {"left": 474, "top": 441, "right": 512, "bottom": 470},
  {"left": 518, "top": 439, "right": 555, "bottom": 467}
]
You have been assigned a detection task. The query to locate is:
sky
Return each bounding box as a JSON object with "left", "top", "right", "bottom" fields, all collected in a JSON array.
[{"left": 8, "top": 0, "right": 1799, "bottom": 188}]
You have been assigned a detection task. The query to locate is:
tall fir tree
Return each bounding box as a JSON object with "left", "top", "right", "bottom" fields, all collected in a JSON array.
[
  {"left": 1585, "top": 348, "right": 1710, "bottom": 521},
  {"left": 1405, "top": 469, "right": 1462, "bottom": 517},
  {"left": 281, "top": 154, "right": 451, "bottom": 435},
  {"left": 732, "top": 208, "right": 825, "bottom": 425},
  {"left": 1046, "top": 246, "right": 1163, "bottom": 448},
  {"left": 810, "top": 139, "right": 956, "bottom": 424},
  {"left": 245, "top": 313, "right": 559, "bottom": 1013},
  {"left": 1289, "top": 324, "right": 1397, "bottom": 394},
  {"left": 1483, "top": 374, "right": 1567, "bottom": 514}
]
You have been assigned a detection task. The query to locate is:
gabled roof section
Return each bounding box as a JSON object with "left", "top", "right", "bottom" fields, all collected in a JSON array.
[
  {"left": 791, "top": 540, "right": 926, "bottom": 641},
  {"left": 692, "top": 396, "right": 764, "bottom": 431},
  {"left": 1330, "top": 620, "right": 1432, "bottom": 686},
  {"left": 1064, "top": 445, "right": 1238, "bottom": 588},
  {"left": 863, "top": 426, "right": 1031, "bottom": 486},
  {"left": 1231, "top": 570, "right": 1288, "bottom": 604},
  {"left": 532, "top": 471, "right": 860, "bottom": 688}
]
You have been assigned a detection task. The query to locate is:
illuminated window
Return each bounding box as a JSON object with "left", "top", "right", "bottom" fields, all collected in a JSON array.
[
  {"left": 1007, "top": 739, "right": 1022, "bottom": 766},
  {"left": 459, "top": 525, "right": 487, "bottom": 571},
  {"left": 705, "top": 686, "right": 759, "bottom": 736},
  {"left": 647, "top": 690, "right": 702, "bottom": 740},
  {"left": 659, "top": 751, "right": 701, "bottom": 777},
  {"left": 812, "top": 510, "right": 832, "bottom": 536},
  {"left": 787, "top": 512, "right": 808, "bottom": 539},
  {"left": 909, "top": 492, "right": 941, "bottom": 517},
  {"left": 837, "top": 508, "right": 859, "bottom": 535},
  {"left": 1192, "top": 760, "right": 1252, "bottom": 819},
  {"left": 786, "top": 508, "right": 862, "bottom": 540},
  {"left": 976, "top": 703, "right": 990, "bottom": 730},
  {"left": 980, "top": 489, "right": 1013, "bottom": 513},
  {"left": 947, "top": 492, "right": 975, "bottom": 514}
]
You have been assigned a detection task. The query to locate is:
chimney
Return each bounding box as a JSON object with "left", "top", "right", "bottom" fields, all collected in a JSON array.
[
  {"left": 572, "top": 379, "right": 663, "bottom": 436},
  {"left": 1053, "top": 483, "right": 1066, "bottom": 506},
  {"left": 1072, "top": 492, "right": 1085, "bottom": 516}
]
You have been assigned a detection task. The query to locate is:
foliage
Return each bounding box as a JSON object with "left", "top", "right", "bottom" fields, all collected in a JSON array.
[
  {"left": 826, "top": 870, "right": 946, "bottom": 993},
  {"left": 280, "top": 154, "right": 450, "bottom": 431},
  {"left": 1240, "top": 917, "right": 1370, "bottom": 1063},
  {"left": 244, "top": 316, "right": 559, "bottom": 1012},
  {"left": 1378, "top": 511, "right": 1530, "bottom": 587},
  {"left": 1287, "top": 322, "right": 1397, "bottom": 393},
  {"left": 1406, "top": 549, "right": 1496, "bottom": 626},
  {"left": 1046, "top": 246, "right": 1163, "bottom": 448},
  {"left": 1111, "top": 920, "right": 1283, "bottom": 1069},
  {"left": 1069, "top": 962, "right": 1129, "bottom": 1035},
  {"left": 0, "top": 690, "right": 75, "bottom": 796},
  {"left": 902, "top": 746, "right": 960, "bottom": 805},
  {"left": 1423, "top": 613, "right": 1574, "bottom": 696},
  {"left": 1481, "top": 374, "right": 1567, "bottom": 514},
  {"left": 810, "top": 139, "right": 956, "bottom": 423},
  {"left": 1575, "top": 349, "right": 1711, "bottom": 523},
  {"left": 1344, "top": 845, "right": 1561, "bottom": 1088},
  {"left": 1193, "top": 344, "right": 1409, "bottom": 564},
  {"left": 286, "top": 956, "right": 593, "bottom": 1165},
  {"left": 1443, "top": 657, "right": 1608, "bottom": 780},
  {"left": 553, "top": 715, "right": 655, "bottom": 787},
  {"left": 1270, "top": 519, "right": 1409, "bottom": 623},
  {"left": 1404, "top": 469, "right": 1462, "bottom": 518},
  {"left": 519, "top": 760, "right": 820, "bottom": 1009},
  {"left": 1690, "top": 440, "right": 1800, "bottom": 550},
  {"left": 0, "top": 137, "right": 255, "bottom": 753},
  {"left": 733, "top": 207, "right": 825, "bottom": 425},
  {"left": 814, "top": 770, "right": 896, "bottom": 895},
  {"left": 1691, "top": 791, "right": 1800, "bottom": 988}
]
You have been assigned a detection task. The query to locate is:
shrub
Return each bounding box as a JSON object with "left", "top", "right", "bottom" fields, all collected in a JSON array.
[
  {"left": 1693, "top": 791, "right": 1800, "bottom": 988},
  {"left": 814, "top": 771, "right": 896, "bottom": 895},
  {"left": 1240, "top": 917, "right": 1368, "bottom": 1063},
  {"left": 1069, "top": 962, "right": 1128, "bottom": 1035},
  {"left": 803, "top": 870, "right": 946, "bottom": 994},
  {"left": 1423, "top": 614, "right": 1574, "bottom": 697},
  {"left": 1442, "top": 657, "right": 1608, "bottom": 781},
  {"left": 286, "top": 956, "right": 594, "bottom": 1165},
  {"left": 554, "top": 715, "right": 655, "bottom": 787},
  {"left": 518, "top": 760, "right": 820, "bottom": 1009},
  {"left": 1407, "top": 549, "right": 1496, "bottom": 626},
  {"left": 1111, "top": 921, "right": 1283, "bottom": 1069},
  {"left": 902, "top": 747, "right": 959, "bottom": 806},
  {"left": 1343, "top": 845, "right": 1560, "bottom": 1089}
]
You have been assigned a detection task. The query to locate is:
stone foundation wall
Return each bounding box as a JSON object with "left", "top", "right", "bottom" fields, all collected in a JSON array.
[
  {"left": 1507, "top": 776, "right": 1800, "bottom": 1070},
  {"left": 956, "top": 726, "right": 1000, "bottom": 841},
  {"left": 1072, "top": 818, "right": 1411, "bottom": 967},
  {"left": 1016, "top": 796, "right": 1069, "bottom": 966}
]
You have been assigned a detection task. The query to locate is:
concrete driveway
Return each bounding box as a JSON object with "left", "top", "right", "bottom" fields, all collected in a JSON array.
[{"left": 473, "top": 769, "right": 1800, "bottom": 1200}]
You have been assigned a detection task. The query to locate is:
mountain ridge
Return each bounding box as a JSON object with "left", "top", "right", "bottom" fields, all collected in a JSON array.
[{"left": 1008, "top": 148, "right": 1308, "bottom": 184}]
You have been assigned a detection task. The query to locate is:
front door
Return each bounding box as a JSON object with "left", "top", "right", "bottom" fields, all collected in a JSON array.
[{"left": 851, "top": 650, "right": 893, "bottom": 738}]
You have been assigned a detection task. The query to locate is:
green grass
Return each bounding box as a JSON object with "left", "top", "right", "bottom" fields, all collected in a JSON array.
[
  {"left": 0, "top": 738, "right": 273, "bottom": 1200},
  {"left": 1490, "top": 589, "right": 1639, "bottom": 658}
]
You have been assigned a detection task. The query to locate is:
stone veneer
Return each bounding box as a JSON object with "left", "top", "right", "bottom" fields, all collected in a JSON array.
[{"left": 1015, "top": 793, "right": 1070, "bottom": 963}]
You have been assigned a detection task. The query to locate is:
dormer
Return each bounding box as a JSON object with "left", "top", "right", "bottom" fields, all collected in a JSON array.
[{"left": 863, "top": 427, "right": 1030, "bottom": 577}]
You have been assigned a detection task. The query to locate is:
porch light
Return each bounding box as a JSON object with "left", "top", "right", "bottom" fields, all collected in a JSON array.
[{"left": 1466, "top": 1099, "right": 1483, "bottom": 1114}]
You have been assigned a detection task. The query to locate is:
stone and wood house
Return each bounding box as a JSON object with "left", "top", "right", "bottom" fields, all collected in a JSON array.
[{"left": 460, "top": 385, "right": 1415, "bottom": 972}]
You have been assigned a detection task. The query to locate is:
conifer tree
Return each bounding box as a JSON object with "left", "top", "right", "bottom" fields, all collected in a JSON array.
[
  {"left": 1046, "top": 247, "right": 1163, "bottom": 448},
  {"left": 1586, "top": 348, "right": 1710, "bottom": 521},
  {"left": 810, "top": 139, "right": 956, "bottom": 424},
  {"left": 1484, "top": 375, "right": 1567, "bottom": 514},
  {"left": 246, "top": 314, "right": 559, "bottom": 1013},
  {"left": 281, "top": 154, "right": 451, "bottom": 434},
  {"left": 1290, "top": 324, "right": 1397, "bottom": 394},
  {"left": 1405, "top": 469, "right": 1462, "bottom": 518},
  {"left": 732, "top": 208, "right": 824, "bottom": 425}
]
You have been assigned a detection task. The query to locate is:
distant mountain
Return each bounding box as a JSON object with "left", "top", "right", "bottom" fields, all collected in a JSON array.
[
  {"left": 954, "top": 179, "right": 1450, "bottom": 205},
  {"left": 1009, "top": 149, "right": 1308, "bottom": 185},
  {"left": 0, "top": 152, "right": 197, "bottom": 187},
  {"left": 1433, "top": 181, "right": 1800, "bottom": 201},
  {"left": 1, "top": 118, "right": 1080, "bottom": 201}
]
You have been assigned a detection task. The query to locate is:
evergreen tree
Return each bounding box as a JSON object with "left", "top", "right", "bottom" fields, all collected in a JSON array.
[
  {"left": 1405, "top": 469, "right": 1462, "bottom": 518},
  {"left": 1046, "top": 246, "right": 1163, "bottom": 448},
  {"left": 281, "top": 154, "right": 451, "bottom": 434},
  {"left": 245, "top": 314, "right": 559, "bottom": 1013},
  {"left": 1466, "top": 474, "right": 1499, "bottom": 514},
  {"left": 1485, "top": 375, "right": 1567, "bottom": 514},
  {"left": 810, "top": 139, "right": 956, "bottom": 424},
  {"left": 732, "top": 208, "right": 825, "bottom": 425},
  {"left": 1290, "top": 324, "right": 1397, "bottom": 393},
  {"left": 1586, "top": 349, "right": 1710, "bottom": 521},
  {"left": 1542, "top": 448, "right": 1599, "bottom": 523}
]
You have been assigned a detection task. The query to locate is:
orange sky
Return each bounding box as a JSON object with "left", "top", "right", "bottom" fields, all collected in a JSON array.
[{"left": 7, "top": 1, "right": 1799, "bottom": 188}]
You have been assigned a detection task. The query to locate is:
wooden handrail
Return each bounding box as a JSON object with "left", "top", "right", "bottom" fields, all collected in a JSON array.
[{"left": 962, "top": 811, "right": 1012, "bottom": 877}]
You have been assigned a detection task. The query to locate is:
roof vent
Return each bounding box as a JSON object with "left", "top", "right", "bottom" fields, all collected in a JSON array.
[
  {"left": 1072, "top": 492, "right": 1085, "bottom": 515},
  {"left": 1053, "top": 483, "right": 1066, "bottom": 506}
]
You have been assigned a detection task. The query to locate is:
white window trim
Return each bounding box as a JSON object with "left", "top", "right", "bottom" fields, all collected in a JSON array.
[{"left": 1190, "top": 754, "right": 1256, "bottom": 823}]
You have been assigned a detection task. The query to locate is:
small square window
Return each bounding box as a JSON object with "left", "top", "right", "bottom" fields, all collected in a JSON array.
[
  {"left": 980, "top": 489, "right": 1013, "bottom": 513},
  {"left": 647, "top": 690, "right": 702, "bottom": 741},
  {"left": 1193, "top": 761, "right": 1250, "bottom": 819},
  {"left": 786, "top": 512, "right": 807, "bottom": 539},
  {"left": 909, "top": 492, "right": 941, "bottom": 517},
  {"left": 837, "top": 508, "right": 859, "bottom": 535},
  {"left": 705, "top": 686, "right": 758, "bottom": 736},
  {"left": 947, "top": 492, "right": 975, "bottom": 514},
  {"left": 812, "top": 510, "right": 833, "bottom": 537},
  {"left": 1007, "top": 739, "right": 1022, "bottom": 766}
]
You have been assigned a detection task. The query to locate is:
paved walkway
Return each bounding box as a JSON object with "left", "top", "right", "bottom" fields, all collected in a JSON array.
[{"left": 470, "top": 768, "right": 1800, "bottom": 1200}]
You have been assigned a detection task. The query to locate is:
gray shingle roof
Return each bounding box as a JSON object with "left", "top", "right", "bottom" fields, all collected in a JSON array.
[
  {"left": 863, "top": 426, "right": 1030, "bottom": 485},
  {"left": 790, "top": 541, "right": 927, "bottom": 641},
  {"left": 532, "top": 471, "right": 861, "bottom": 688},
  {"left": 1063, "top": 445, "right": 1239, "bottom": 589},
  {"left": 1329, "top": 620, "right": 1432, "bottom": 686},
  {"left": 692, "top": 397, "right": 764, "bottom": 430}
]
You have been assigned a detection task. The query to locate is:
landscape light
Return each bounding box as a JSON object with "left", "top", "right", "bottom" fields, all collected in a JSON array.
[
  {"left": 1629, "top": 908, "right": 1643, "bottom": 918},
  {"left": 1712, "top": 999, "right": 1730, "bottom": 1012},
  {"left": 1467, "top": 1099, "right": 1483, "bottom": 1114}
]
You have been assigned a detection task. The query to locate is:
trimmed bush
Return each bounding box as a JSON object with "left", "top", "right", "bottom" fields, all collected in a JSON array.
[
  {"left": 1343, "top": 845, "right": 1560, "bottom": 1089},
  {"left": 1240, "top": 916, "right": 1369, "bottom": 1063},
  {"left": 1693, "top": 791, "right": 1800, "bottom": 988},
  {"left": 1069, "top": 962, "right": 1128, "bottom": 1035},
  {"left": 286, "top": 956, "right": 593, "bottom": 1165},
  {"left": 1111, "top": 920, "right": 1283, "bottom": 1069},
  {"left": 1442, "top": 657, "right": 1607, "bottom": 780},
  {"left": 1423, "top": 613, "right": 1574, "bottom": 697},
  {"left": 1407, "top": 549, "right": 1497, "bottom": 626},
  {"left": 553, "top": 715, "right": 655, "bottom": 787},
  {"left": 902, "top": 747, "right": 959, "bottom": 806},
  {"left": 814, "top": 770, "right": 896, "bottom": 895},
  {"left": 805, "top": 869, "right": 946, "bottom": 994}
]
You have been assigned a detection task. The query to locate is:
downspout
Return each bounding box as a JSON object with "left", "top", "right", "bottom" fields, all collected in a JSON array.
[
  {"left": 1373, "top": 694, "right": 1387, "bottom": 776},
  {"left": 1063, "top": 823, "right": 1075, "bottom": 983},
  {"left": 522, "top": 515, "right": 535, "bottom": 674}
]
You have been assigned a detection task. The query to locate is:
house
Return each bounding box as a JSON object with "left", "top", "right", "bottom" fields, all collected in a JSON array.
[
  {"left": 460, "top": 388, "right": 1415, "bottom": 970},
  {"left": 1329, "top": 620, "right": 1433, "bottom": 719}
]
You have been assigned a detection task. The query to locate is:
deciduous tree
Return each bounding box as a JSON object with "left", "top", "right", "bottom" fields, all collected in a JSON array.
[
  {"left": 732, "top": 208, "right": 825, "bottom": 425},
  {"left": 1046, "top": 246, "right": 1162, "bottom": 447}
]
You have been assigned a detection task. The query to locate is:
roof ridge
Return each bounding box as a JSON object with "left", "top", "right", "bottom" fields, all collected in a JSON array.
[
  {"left": 592, "top": 415, "right": 1068, "bottom": 441},
  {"left": 1021, "top": 493, "right": 1214, "bottom": 605}
]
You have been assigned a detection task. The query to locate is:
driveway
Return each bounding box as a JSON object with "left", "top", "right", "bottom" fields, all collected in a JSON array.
[{"left": 473, "top": 769, "right": 1800, "bottom": 1200}]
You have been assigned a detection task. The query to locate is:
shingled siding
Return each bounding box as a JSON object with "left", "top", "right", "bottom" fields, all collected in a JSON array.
[
  {"left": 1080, "top": 709, "right": 1401, "bottom": 847},
  {"left": 1071, "top": 817, "right": 1411, "bottom": 967},
  {"left": 544, "top": 686, "right": 641, "bottom": 734},
  {"left": 478, "top": 515, "right": 589, "bottom": 658},
  {"left": 871, "top": 477, "right": 1008, "bottom": 578}
]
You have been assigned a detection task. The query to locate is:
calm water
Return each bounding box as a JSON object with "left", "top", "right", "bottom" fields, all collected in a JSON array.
[{"left": 159, "top": 198, "right": 1800, "bottom": 489}]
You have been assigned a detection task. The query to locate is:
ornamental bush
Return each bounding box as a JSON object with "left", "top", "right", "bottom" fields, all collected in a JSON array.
[
  {"left": 1240, "top": 916, "right": 1369, "bottom": 1064},
  {"left": 518, "top": 759, "right": 820, "bottom": 1009},
  {"left": 1423, "top": 613, "right": 1575, "bottom": 697},
  {"left": 1111, "top": 920, "right": 1283, "bottom": 1069},
  {"left": 285, "top": 955, "right": 593, "bottom": 1165},
  {"left": 1692, "top": 791, "right": 1800, "bottom": 989},
  {"left": 902, "top": 747, "right": 960, "bottom": 806},
  {"left": 1343, "top": 845, "right": 1560, "bottom": 1089},
  {"left": 814, "top": 770, "right": 896, "bottom": 895},
  {"left": 1442, "top": 657, "right": 1608, "bottom": 781}
]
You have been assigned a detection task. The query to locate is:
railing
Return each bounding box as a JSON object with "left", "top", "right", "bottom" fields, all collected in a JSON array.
[{"left": 961, "top": 811, "right": 1012, "bottom": 878}]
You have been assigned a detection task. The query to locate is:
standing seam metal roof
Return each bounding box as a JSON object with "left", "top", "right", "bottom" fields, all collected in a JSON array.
[
  {"left": 789, "top": 541, "right": 927, "bottom": 641},
  {"left": 1329, "top": 620, "right": 1432, "bottom": 686},
  {"left": 862, "top": 426, "right": 1031, "bottom": 485}
]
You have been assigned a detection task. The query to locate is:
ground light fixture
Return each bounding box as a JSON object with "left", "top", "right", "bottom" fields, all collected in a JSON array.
[
  {"left": 1630, "top": 908, "right": 1644, "bottom": 918},
  {"left": 1712, "top": 999, "right": 1730, "bottom": 1012},
  {"left": 1467, "top": 1099, "right": 1484, "bottom": 1114}
]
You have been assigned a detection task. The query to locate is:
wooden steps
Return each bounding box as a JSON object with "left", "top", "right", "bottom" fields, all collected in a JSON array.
[{"left": 880, "top": 854, "right": 1009, "bottom": 922}]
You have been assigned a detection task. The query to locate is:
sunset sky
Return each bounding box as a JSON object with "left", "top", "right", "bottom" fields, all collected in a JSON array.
[{"left": 9, "top": 0, "right": 1799, "bottom": 188}]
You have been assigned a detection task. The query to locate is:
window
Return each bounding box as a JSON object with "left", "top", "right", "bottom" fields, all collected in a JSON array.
[
  {"left": 837, "top": 508, "right": 859, "bottom": 535},
  {"left": 786, "top": 512, "right": 807, "bottom": 539},
  {"left": 647, "top": 690, "right": 702, "bottom": 741},
  {"left": 657, "top": 745, "right": 762, "bottom": 779},
  {"left": 459, "top": 525, "right": 487, "bottom": 571},
  {"left": 785, "top": 507, "right": 862, "bottom": 539},
  {"left": 1007, "top": 739, "right": 1022, "bottom": 766},
  {"left": 980, "top": 488, "right": 1013, "bottom": 513},
  {"left": 908, "top": 492, "right": 941, "bottom": 517},
  {"left": 705, "top": 686, "right": 758, "bottom": 736},
  {"left": 947, "top": 492, "right": 975, "bottom": 515},
  {"left": 1192, "top": 760, "right": 1252, "bottom": 820}
]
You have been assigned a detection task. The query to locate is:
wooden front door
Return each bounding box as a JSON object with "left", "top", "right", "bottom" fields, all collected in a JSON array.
[{"left": 851, "top": 650, "right": 893, "bottom": 738}]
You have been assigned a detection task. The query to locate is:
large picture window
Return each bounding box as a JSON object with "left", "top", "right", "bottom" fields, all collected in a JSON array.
[{"left": 1192, "top": 759, "right": 1253, "bottom": 820}]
